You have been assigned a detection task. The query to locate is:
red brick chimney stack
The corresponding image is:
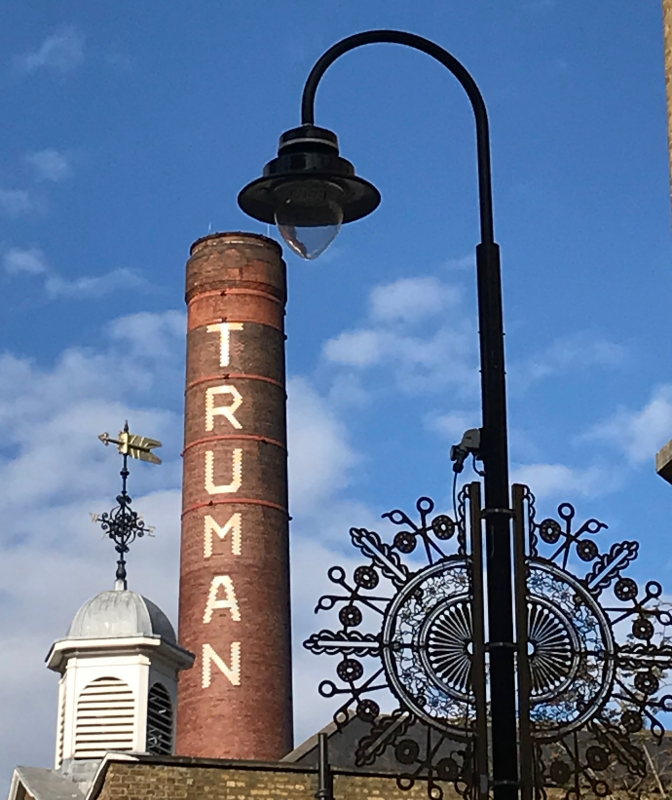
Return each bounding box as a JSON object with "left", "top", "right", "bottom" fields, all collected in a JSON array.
[{"left": 176, "top": 232, "right": 293, "bottom": 759}]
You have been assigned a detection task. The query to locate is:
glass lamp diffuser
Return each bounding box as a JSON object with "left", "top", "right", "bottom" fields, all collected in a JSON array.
[{"left": 238, "top": 124, "right": 380, "bottom": 259}]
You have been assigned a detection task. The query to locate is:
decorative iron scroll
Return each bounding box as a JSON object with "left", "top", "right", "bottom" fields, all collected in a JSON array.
[
  {"left": 518, "top": 485, "right": 672, "bottom": 800},
  {"left": 94, "top": 422, "right": 158, "bottom": 588},
  {"left": 304, "top": 484, "right": 672, "bottom": 800}
]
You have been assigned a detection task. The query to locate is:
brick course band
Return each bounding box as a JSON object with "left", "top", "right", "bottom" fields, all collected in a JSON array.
[
  {"left": 187, "top": 303, "right": 285, "bottom": 333},
  {"left": 177, "top": 231, "right": 292, "bottom": 761},
  {"left": 181, "top": 498, "right": 289, "bottom": 518},
  {"left": 182, "top": 434, "right": 287, "bottom": 455},
  {"left": 186, "top": 373, "right": 286, "bottom": 392},
  {"left": 188, "top": 287, "right": 285, "bottom": 305}
]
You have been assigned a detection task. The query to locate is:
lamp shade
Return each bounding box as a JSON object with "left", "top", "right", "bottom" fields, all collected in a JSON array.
[{"left": 238, "top": 125, "right": 380, "bottom": 228}]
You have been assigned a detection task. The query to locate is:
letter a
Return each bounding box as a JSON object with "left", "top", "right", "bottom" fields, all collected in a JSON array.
[
  {"left": 205, "top": 449, "right": 242, "bottom": 494},
  {"left": 202, "top": 642, "right": 241, "bottom": 687},
  {"left": 203, "top": 575, "right": 241, "bottom": 623}
]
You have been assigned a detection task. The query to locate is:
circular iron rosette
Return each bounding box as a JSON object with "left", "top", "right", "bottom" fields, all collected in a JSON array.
[
  {"left": 526, "top": 561, "right": 615, "bottom": 741},
  {"left": 381, "top": 555, "right": 616, "bottom": 745},
  {"left": 382, "top": 558, "right": 476, "bottom": 741}
]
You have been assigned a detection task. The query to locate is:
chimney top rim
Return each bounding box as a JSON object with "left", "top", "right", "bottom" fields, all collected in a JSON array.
[{"left": 190, "top": 231, "right": 283, "bottom": 256}]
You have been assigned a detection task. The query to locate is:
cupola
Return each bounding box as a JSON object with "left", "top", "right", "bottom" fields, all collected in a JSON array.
[{"left": 47, "top": 585, "right": 194, "bottom": 768}]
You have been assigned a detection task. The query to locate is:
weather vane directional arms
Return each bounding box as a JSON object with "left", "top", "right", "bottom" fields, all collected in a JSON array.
[
  {"left": 98, "top": 421, "right": 162, "bottom": 464},
  {"left": 95, "top": 421, "right": 162, "bottom": 589}
]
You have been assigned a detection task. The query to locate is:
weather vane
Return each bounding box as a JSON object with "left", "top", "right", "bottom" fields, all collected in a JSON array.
[{"left": 94, "top": 421, "right": 162, "bottom": 589}]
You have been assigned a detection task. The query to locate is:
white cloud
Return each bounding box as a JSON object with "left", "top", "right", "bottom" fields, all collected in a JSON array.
[
  {"left": 587, "top": 384, "right": 672, "bottom": 464},
  {"left": 444, "top": 253, "right": 476, "bottom": 272},
  {"left": 369, "top": 276, "right": 461, "bottom": 324},
  {"left": 287, "top": 376, "right": 358, "bottom": 516},
  {"left": 25, "top": 149, "right": 71, "bottom": 182},
  {"left": 510, "top": 462, "right": 617, "bottom": 499},
  {"left": 45, "top": 267, "right": 146, "bottom": 299},
  {"left": 513, "top": 332, "right": 626, "bottom": 389},
  {"left": 3, "top": 247, "right": 148, "bottom": 300},
  {"left": 322, "top": 275, "right": 477, "bottom": 395},
  {"left": 3, "top": 247, "right": 47, "bottom": 275},
  {"left": 108, "top": 311, "right": 186, "bottom": 359},
  {"left": 426, "top": 411, "right": 478, "bottom": 441},
  {"left": 324, "top": 329, "right": 384, "bottom": 367},
  {"left": 324, "top": 323, "right": 477, "bottom": 395},
  {"left": 0, "top": 187, "right": 33, "bottom": 216},
  {"left": 14, "top": 26, "right": 84, "bottom": 75}
]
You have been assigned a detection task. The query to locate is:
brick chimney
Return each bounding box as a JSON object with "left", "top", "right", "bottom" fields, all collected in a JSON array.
[{"left": 176, "top": 232, "right": 293, "bottom": 759}]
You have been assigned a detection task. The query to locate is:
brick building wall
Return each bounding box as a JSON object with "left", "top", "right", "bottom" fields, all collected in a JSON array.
[
  {"left": 95, "top": 760, "right": 435, "bottom": 800},
  {"left": 176, "top": 232, "right": 293, "bottom": 760}
]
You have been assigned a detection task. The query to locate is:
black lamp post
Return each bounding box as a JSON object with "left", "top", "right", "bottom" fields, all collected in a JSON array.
[{"left": 239, "top": 31, "right": 518, "bottom": 800}]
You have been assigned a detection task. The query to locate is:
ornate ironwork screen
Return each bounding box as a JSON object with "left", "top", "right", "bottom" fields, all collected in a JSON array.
[{"left": 304, "top": 483, "right": 672, "bottom": 800}]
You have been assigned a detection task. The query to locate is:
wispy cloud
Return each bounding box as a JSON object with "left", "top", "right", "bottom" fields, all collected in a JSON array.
[
  {"left": 444, "top": 253, "right": 476, "bottom": 272},
  {"left": 510, "top": 462, "right": 618, "bottom": 499},
  {"left": 369, "top": 276, "right": 462, "bottom": 324},
  {"left": 322, "top": 275, "right": 478, "bottom": 396},
  {"left": 2, "top": 247, "right": 147, "bottom": 300},
  {"left": 0, "top": 187, "right": 34, "bottom": 216},
  {"left": 25, "top": 149, "right": 71, "bottom": 182},
  {"left": 14, "top": 25, "right": 84, "bottom": 75},
  {"left": 287, "top": 376, "right": 358, "bottom": 516},
  {"left": 45, "top": 268, "right": 145, "bottom": 299},
  {"left": 586, "top": 384, "right": 672, "bottom": 465},
  {"left": 108, "top": 311, "right": 186, "bottom": 360},
  {"left": 512, "top": 332, "right": 627, "bottom": 390},
  {"left": 2, "top": 247, "right": 47, "bottom": 275},
  {"left": 425, "top": 410, "right": 479, "bottom": 442}
]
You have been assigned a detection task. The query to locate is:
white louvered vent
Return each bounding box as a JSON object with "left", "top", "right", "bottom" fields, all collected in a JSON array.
[
  {"left": 74, "top": 677, "right": 135, "bottom": 758},
  {"left": 146, "top": 682, "right": 173, "bottom": 754}
]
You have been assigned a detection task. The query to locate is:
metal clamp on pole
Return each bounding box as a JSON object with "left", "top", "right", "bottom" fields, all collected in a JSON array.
[{"left": 481, "top": 507, "right": 515, "bottom": 518}]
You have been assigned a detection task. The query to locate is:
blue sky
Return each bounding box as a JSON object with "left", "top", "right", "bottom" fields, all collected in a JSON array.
[{"left": 2, "top": 0, "right": 672, "bottom": 793}]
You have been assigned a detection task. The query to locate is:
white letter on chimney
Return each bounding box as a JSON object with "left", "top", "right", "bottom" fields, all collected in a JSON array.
[
  {"left": 205, "top": 385, "right": 243, "bottom": 430},
  {"left": 206, "top": 322, "right": 244, "bottom": 367},
  {"left": 203, "top": 575, "right": 241, "bottom": 623},
  {"left": 205, "top": 449, "right": 242, "bottom": 494},
  {"left": 204, "top": 513, "right": 242, "bottom": 558},
  {"left": 202, "top": 642, "right": 241, "bottom": 688}
]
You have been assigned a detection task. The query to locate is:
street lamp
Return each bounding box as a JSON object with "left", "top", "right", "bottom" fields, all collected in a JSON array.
[
  {"left": 238, "top": 28, "right": 672, "bottom": 800},
  {"left": 239, "top": 30, "right": 518, "bottom": 800},
  {"left": 238, "top": 30, "right": 518, "bottom": 800}
]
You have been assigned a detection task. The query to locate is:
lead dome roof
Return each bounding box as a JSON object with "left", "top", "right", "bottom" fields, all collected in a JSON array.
[{"left": 67, "top": 589, "right": 176, "bottom": 643}]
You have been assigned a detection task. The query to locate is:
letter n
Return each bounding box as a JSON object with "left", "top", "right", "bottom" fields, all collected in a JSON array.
[{"left": 202, "top": 642, "right": 241, "bottom": 688}]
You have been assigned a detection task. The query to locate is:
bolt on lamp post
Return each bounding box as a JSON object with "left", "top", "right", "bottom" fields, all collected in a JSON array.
[{"left": 239, "top": 31, "right": 519, "bottom": 800}]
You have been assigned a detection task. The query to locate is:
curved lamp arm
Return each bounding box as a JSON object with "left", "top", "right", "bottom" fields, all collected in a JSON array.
[{"left": 300, "top": 30, "right": 496, "bottom": 245}]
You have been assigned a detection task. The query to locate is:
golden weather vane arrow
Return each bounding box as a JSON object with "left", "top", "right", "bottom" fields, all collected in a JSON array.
[{"left": 98, "top": 420, "right": 163, "bottom": 464}]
